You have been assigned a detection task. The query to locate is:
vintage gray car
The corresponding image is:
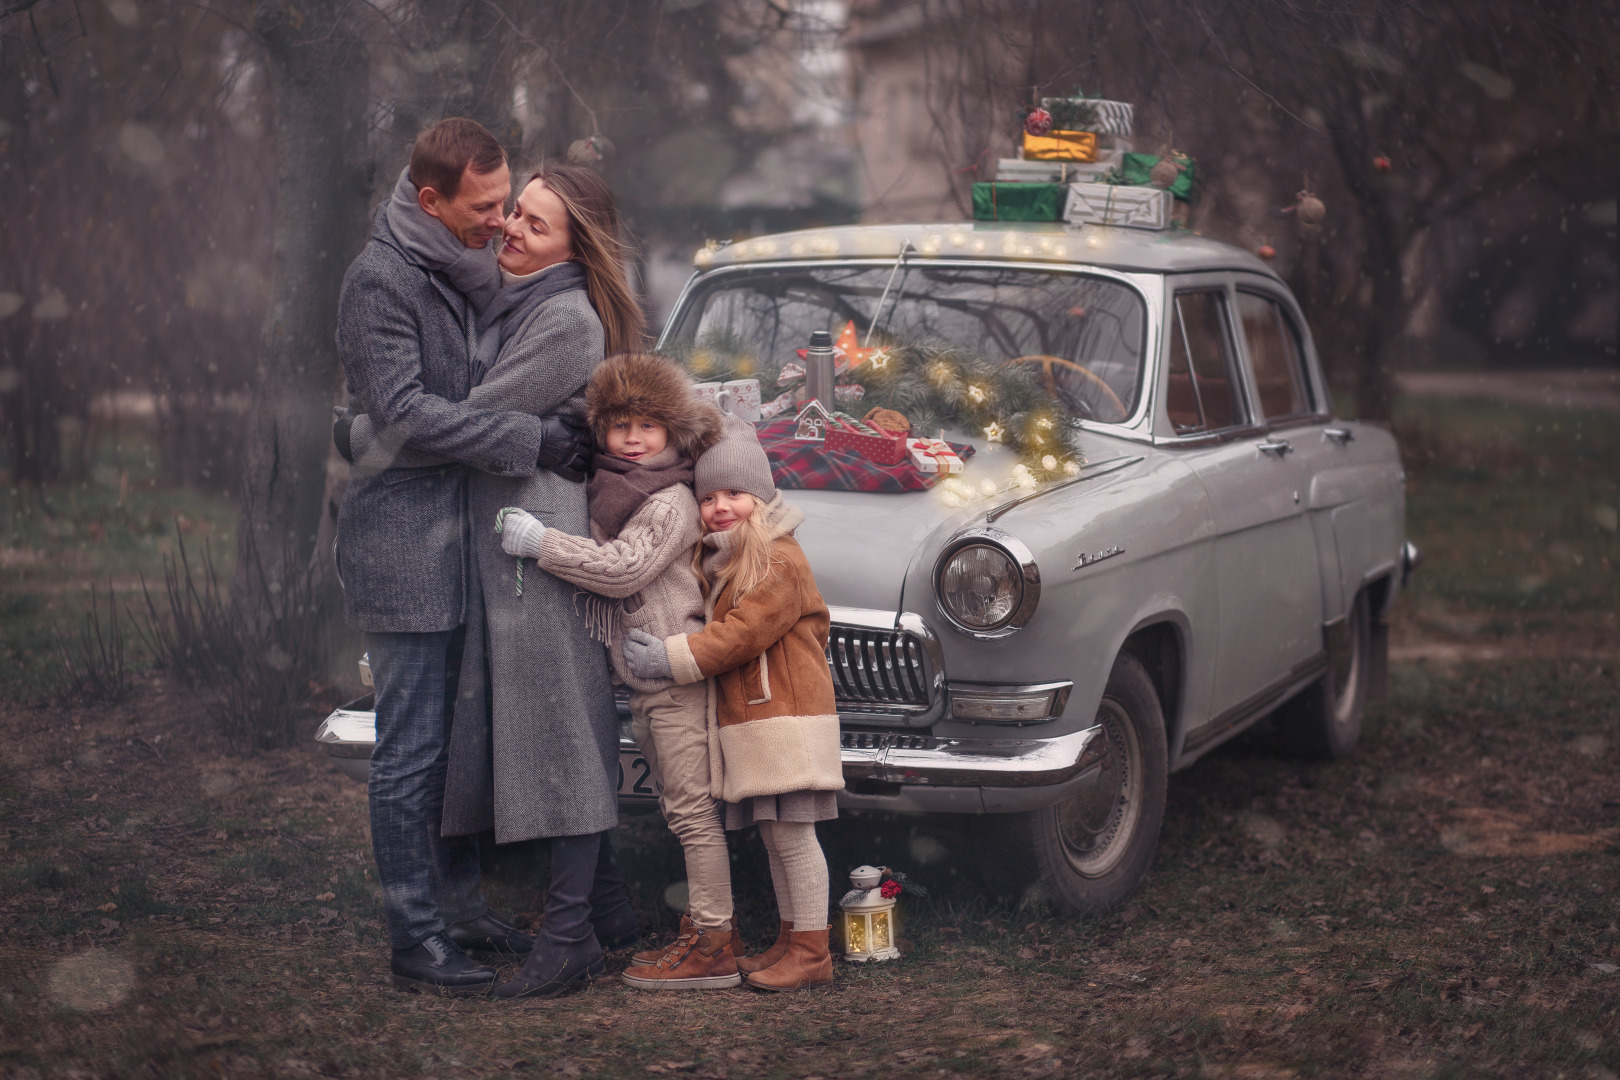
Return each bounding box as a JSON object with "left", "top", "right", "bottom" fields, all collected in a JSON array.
[{"left": 317, "top": 220, "right": 1418, "bottom": 913}]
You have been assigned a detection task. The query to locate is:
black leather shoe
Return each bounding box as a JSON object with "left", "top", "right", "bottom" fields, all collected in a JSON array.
[
  {"left": 390, "top": 933, "right": 496, "bottom": 996},
  {"left": 492, "top": 943, "right": 606, "bottom": 1002},
  {"left": 594, "top": 913, "right": 642, "bottom": 952},
  {"left": 446, "top": 912, "right": 534, "bottom": 958}
]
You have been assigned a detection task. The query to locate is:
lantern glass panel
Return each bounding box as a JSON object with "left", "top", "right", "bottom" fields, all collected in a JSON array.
[
  {"left": 846, "top": 915, "right": 867, "bottom": 954},
  {"left": 873, "top": 911, "right": 891, "bottom": 948}
]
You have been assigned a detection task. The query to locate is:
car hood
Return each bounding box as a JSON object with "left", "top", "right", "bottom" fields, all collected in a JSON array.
[{"left": 786, "top": 439, "right": 1092, "bottom": 617}]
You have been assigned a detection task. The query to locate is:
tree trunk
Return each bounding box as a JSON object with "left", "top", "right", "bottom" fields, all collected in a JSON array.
[{"left": 239, "top": 0, "right": 371, "bottom": 598}]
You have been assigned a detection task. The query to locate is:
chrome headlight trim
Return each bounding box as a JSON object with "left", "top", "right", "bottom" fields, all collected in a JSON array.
[{"left": 933, "top": 526, "right": 1041, "bottom": 639}]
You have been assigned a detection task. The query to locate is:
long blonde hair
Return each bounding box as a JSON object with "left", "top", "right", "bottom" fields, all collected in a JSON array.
[
  {"left": 693, "top": 494, "right": 779, "bottom": 602},
  {"left": 528, "top": 164, "right": 646, "bottom": 355}
]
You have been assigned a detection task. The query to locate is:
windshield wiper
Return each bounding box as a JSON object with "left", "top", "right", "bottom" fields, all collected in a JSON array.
[{"left": 864, "top": 239, "right": 912, "bottom": 347}]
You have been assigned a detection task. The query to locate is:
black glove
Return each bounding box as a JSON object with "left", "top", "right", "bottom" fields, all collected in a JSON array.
[
  {"left": 332, "top": 406, "right": 356, "bottom": 464},
  {"left": 536, "top": 413, "right": 592, "bottom": 482}
]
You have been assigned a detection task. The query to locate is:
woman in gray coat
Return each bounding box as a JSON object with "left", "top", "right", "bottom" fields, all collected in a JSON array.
[{"left": 349, "top": 164, "right": 646, "bottom": 999}]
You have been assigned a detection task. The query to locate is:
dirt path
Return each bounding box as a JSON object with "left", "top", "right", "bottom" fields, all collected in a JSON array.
[{"left": 1394, "top": 368, "right": 1620, "bottom": 410}]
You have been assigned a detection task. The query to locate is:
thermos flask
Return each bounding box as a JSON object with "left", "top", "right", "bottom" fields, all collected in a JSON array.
[{"left": 805, "top": 330, "right": 836, "bottom": 412}]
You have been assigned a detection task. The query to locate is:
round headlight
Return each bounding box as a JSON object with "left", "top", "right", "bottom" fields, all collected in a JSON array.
[{"left": 939, "top": 543, "right": 1022, "bottom": 631}]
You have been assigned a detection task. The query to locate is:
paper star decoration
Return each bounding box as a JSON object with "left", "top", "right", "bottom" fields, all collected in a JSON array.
[{"left": 983, "top": 421, "right": 1004, "bottom": 442}]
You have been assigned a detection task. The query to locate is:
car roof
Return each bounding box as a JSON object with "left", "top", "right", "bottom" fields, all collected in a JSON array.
[{"left": 693, "top": 221, "right": 1282, "bottom": 279}]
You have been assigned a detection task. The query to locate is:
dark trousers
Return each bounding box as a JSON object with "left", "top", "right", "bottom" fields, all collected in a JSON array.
[{"left": 366, "top": 627, "right": 489, "bottom": 950}]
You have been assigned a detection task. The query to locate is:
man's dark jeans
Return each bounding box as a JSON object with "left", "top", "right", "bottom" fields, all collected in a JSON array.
[{"left": 366, "top": 627, "right": 489, "bottom": 950}]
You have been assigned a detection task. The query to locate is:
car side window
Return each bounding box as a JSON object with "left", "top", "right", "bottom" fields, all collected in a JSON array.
[
  {"left": 1236, "top": 292, "right": 1313, "bottom": 420},
  {"left": 1166, "top": 290, "right": 1244, "bottom": 434}
]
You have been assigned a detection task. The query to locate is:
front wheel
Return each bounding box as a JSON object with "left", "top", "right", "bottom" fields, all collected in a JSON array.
[{"left": 1026, "top": 652, "right": 1168, "bottom": 915}]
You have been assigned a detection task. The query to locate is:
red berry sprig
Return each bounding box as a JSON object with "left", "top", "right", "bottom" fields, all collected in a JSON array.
[{"left": 880, "top": 880, "right": 902, "bottom": 899}]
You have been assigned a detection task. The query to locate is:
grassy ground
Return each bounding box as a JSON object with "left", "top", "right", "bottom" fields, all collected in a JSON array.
[
  {"left": 0, "top": 397, "right": 1616, "bottom": 1079},
  {"left": 0, "top": 432, "right": 237, "bottom": 702}
]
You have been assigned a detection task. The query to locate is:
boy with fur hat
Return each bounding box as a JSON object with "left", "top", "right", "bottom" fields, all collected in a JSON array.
[
  {"left": 496, "top": 352, "right": 746, "bottom": 991},
  {"left": 624, "top": 415, "right": 844, "bottom": 991}
]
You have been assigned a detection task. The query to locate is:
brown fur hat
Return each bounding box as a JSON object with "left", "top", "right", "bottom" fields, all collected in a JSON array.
[{"left": 586, "top": 352, "right": 724, "bottom": 459}]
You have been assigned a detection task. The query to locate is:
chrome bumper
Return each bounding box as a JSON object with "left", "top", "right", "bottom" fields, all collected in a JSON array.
[{"left": 316, "top": 701, "right": 1105, "bottom": 815}]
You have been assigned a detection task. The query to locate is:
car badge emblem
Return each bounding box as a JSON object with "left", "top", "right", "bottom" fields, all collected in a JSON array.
[{"left": 1073, "top": 545, "right": 1124, "bottom": 570}]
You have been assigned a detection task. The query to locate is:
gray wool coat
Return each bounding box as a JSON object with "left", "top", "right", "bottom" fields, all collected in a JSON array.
[
  {"left": 334, "top": 213, "right": 547, "bottom": 633},
  {"left": 435, "top": 285, "right": 620, "bottom": 843}
]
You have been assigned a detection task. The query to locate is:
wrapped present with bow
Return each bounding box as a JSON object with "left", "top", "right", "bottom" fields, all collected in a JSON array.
[{"left": 908, "top": 437, "right": 965, "bottom": 475}]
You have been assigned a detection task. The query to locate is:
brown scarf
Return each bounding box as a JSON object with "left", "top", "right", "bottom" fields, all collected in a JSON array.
[{"left": 586, "top": 445, "right": 694, "bottom": 539}]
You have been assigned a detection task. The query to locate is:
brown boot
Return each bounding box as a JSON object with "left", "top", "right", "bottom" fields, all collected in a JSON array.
[
  {"left": 744, "top": 927, "right": 832, "bottom": 992},
  {"left": 736, "top": 920, "right": 793, "bottom": 975},
  {"left": 621, "top": 926, "right": 741, "bottom": 990},
  {"left": 629, "top": 915, "right": 747, "bottom": 967}
]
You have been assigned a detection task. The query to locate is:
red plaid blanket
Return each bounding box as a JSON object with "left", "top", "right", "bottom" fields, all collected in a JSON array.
[{"left": 756, "top": 417, "right": 976, "bottom": 493}]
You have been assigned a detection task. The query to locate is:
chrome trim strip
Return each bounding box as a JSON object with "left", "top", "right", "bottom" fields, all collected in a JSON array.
[
  {"left": 1181, "top": 652, "right": 1327, "bottom": 754},
  {"left": 984, "top": 455, "right": 1145, "bottom": 523},
  {"left": 933, "top": 527, "right": 1042, "bottom": 640},
  {"left": 827, "top": 605, "right": 898, "bottom": 630},
  {"left": 897, "top": 612, "right": 947, "bottom": 706}
]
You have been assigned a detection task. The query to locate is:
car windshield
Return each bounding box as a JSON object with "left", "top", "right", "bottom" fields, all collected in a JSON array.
[{"left": 663, "top": 263, "right": 1149, "bottom": 423}]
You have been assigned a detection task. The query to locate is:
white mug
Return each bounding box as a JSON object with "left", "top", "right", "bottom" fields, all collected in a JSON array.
[
  {"left": 691, "top": 382, "right": 722, "bottom": 405},
  {"left": 721, "top": 379, "right": 763, "bottom": 421}
]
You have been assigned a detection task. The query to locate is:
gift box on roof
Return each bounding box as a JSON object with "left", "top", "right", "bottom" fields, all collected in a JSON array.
[
  {"left": 972, "top": 181, "right": 1068, "bottom": 222},
  {"left": 1065, "top": 181, "right": 1172, "bottom": 230},
  {"left": 1041, "top": 96, "right": 1134, "bottom": 137},
  {"left": 995, "top": 158, "right": 1113, "bottom": 185},
  {"left": 908, "top": 438, "right": 964, "bottom": 475},
  {"left": 824, "top": 414, "right": 909, "bottom": 465},
  {"left": 1117, "top": 152, "right": 1197, "bottom": 201},
  {"left": 1021, "top": 129, "right": 1097, "bottom": 163}
]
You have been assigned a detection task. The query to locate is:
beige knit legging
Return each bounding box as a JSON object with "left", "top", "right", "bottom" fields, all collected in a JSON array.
[{"left": 758, "top": 819, "right": 830, "bottom": 931}]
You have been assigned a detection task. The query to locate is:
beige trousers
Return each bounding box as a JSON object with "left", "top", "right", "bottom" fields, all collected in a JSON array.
[{"left": 629, "top": 681, "right": 734, "bottom": 930}]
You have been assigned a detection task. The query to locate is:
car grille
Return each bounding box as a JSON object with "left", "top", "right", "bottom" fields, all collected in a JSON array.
[{"left": 826, "top": 624, "right": 932, "bottom": 709}]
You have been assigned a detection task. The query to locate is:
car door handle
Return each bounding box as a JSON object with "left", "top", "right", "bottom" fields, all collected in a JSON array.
[
  {"left": 1256, "top": 438, "right": 1293, "bottom": 457},
  {"left": 1323, "top": 427, "right": 1354, "bottom": 445}
]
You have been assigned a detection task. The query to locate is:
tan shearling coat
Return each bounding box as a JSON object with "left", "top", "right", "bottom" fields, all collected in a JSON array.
[{"left": 664, "top": 499, "right": 844, "bottom": 803}]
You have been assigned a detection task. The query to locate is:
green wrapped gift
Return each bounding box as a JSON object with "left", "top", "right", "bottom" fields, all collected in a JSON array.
[
  {"left": 1118, "top": 152, "right": 1198, "bottom": 201},
  {"left": 972, "top": 181, "right": 1068, "bottom": 222}
]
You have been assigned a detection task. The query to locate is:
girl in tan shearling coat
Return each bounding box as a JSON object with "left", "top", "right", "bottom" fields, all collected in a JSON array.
[{"left": 624, "top": 415, "right": 843, "bottom": 992}]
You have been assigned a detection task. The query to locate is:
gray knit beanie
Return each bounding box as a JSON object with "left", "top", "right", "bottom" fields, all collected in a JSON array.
[{"left": 694, "top": 413, "right": 777, "bottom": 504}]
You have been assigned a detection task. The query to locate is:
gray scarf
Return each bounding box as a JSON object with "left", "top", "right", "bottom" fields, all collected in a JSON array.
[
  {"left": 379, "top": 167, "right": 502, "bottom": 313},
  {"left": 471, "top": 260, "right": 589, "bottom": 382}
]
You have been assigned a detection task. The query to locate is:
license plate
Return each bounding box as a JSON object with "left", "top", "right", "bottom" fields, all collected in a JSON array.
[{"left": 617, "top": 748, "right": 658, "bottom": 800}]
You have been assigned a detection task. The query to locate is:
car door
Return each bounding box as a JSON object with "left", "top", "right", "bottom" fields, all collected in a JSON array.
[
  {"left": 1230, "top": 286, "right": 1348, "bottom": 625},
  {"left": 1161, "top": 280, "right": 1322, "bottom": 724}
]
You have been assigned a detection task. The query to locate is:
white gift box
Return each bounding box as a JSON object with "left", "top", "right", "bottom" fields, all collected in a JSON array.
[
  {"left": 1065, "top": 182, "right": 1173, "bottom": 230},
  {"left": 1041, "top": 97, "right": 1134, "bottom": 136},
  {"left": 996, "top": 157, "right": 1114, "bottom": 184},
  {"left": 908, "top": 438, "right": 964, "bottom": 475}
]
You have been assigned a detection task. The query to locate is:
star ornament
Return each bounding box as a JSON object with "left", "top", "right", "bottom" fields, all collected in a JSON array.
[
  {"left": 983, "top": 420, "right": 1005, "bottom": 443},
  {"left": 966, "top": 384, "right": 988, "bottom": 404}
]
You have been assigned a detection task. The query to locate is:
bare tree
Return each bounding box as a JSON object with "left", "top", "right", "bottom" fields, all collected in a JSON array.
[{"left": 858, "top": 0, "right": 1620, "bottom": 418}]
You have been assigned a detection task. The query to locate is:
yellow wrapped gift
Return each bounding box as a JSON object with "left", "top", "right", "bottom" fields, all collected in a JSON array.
[{"left": 1022, "top": 129, "right": 1097, "bottom": 163}]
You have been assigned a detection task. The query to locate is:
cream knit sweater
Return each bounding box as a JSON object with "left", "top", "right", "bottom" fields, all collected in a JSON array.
[{"left": 535, "top": 483, "right": 705, "bottom": 693}]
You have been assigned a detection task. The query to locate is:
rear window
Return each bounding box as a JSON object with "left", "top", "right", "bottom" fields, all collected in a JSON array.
[{"left": 664, "top": 264, "right": 1149, "bottom": 424}]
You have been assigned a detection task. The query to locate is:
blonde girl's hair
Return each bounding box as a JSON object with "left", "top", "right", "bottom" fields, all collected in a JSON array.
[
  {"left": 692, "top": 494, "right": 779, "bottom": 601},
  {"left": 527, "top": 164, "right": 646, "bottom": 355}
]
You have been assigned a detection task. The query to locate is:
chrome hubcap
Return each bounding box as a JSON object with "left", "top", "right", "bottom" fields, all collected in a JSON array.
[{"left": 1056, "top": 699, "right": 1143, "bottom": 878}]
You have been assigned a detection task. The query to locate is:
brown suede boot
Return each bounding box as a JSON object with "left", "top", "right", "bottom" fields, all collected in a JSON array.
[
  {"left": 621, "top": 926, "right": 741, "bottom": 990},
  {"left": 629, "top": 916, "right": 747, "bottom": 967},
  {"left": 744, "top": 927, "right": 833, "bottom": 992},
  {"left": 736, "top": 920, "right": 793, "bottom": 975}
]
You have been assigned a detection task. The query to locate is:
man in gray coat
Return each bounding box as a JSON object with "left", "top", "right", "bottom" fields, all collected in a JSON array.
[{"left": 334, "top": 118, "right": 590, "bottom": 995}]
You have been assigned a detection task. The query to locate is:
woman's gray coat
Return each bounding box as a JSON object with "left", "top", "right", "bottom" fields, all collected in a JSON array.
[{"left": 435, "top": 281, "right": 620, "bottom": 843}]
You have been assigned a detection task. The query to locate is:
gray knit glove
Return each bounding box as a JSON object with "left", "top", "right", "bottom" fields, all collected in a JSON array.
[
  {"left": 497, "top": 507, "right": 546, "bottom": 559},
  {"left": 623, "top": 629, "right": 672, "bottom": 681}
]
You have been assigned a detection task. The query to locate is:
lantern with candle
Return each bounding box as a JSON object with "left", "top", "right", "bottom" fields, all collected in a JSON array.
[{"left": 838, "top": 865, "right": 902, "bottom": 962}]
